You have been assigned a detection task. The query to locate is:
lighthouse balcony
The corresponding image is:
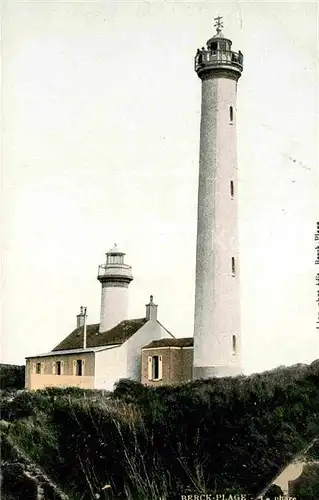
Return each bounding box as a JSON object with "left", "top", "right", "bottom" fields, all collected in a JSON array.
[
  {"left": 98, "top": 263, "right": 133, "bottom": 279},
  {"left": 195, "top": 49, "right": 243, "bottom": 73}
]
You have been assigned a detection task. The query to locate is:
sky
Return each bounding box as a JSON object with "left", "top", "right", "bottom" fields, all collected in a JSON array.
[{"left": 1, "top": 0, "right": 318, "bottom": 374}]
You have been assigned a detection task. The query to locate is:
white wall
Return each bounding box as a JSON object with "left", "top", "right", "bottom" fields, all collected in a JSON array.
[
  {"left": 94, "top": 345, "right": 126, "bottom": 391},
  {"left": 94, "top": 320, "right": 173, "bottom": 389},
  {"left": 125, "top": 320, "right": 173, "bottom": 381}
]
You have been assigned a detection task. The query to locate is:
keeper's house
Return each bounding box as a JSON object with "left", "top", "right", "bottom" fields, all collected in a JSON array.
[{"left": 25, "top": 246, "right": 193, "bottom": 391}]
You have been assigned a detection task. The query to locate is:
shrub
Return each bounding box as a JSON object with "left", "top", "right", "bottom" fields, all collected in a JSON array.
[
  {"left": 292, "top": 464, "right": 319, "bottom": 500},
  {"left": 0, "top": 364, "right": 25, "bottom": 390},
  {"left": 264, "top": 484, "right": 284, "bottom": 499},
  {"left": 2, "top": 360, "right": 319, "bottom": 499}
]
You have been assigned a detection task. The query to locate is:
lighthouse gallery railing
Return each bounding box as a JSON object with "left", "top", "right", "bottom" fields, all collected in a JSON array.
[{"left": 195, "top": 50, "right": 243, "bottom": 72}]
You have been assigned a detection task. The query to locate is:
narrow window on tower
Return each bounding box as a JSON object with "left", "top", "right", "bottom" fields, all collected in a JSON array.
[
  {"left": 232, "top": 335, "right": 237, "bottom": 355},
  {"left": 230, "top": 180, "right": 234, "bottom": 198},
  {"left": 231, "top": 257, "right": 236, "bottom": 276},
  {"left": 230, "top": 106, "right": 234, "bottom": 123}
]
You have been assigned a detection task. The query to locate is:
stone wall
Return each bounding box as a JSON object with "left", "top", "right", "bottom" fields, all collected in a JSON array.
[{"left": 141, "top": 347, "right": 193, "bottom": 386}]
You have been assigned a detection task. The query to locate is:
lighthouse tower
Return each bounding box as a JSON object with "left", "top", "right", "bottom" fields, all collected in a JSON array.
[
  {"left": 193, "top": 18, "right": 244, "bottom": 379},
  {"left": 97, "top": 244, "right": 133, "bottom": 332}
]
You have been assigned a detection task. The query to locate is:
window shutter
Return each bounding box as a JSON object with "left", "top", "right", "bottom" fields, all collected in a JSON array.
[
  {"left": 40, "top": 362, "right": 44, "bottom": 374},
  {"left": 52, "top": 362, "right": 56, "bottom": 375},
  {"left": 82, "top": 359, "right": 85, "bottom": 376},
  {"left": 32, "top": 363, "right": 36, "bottom": 374},
  {"left": 148, "top": 357, "right": 152, "bottom": 380},
  {"left": 61, "top": 361, "right": 64, "bottom": 375},
  {"left": 73, "top": 360, "right": 76, "bottom": 376},
  {"left": 158, "top": 356, "right": 163, "bottom": 380}
]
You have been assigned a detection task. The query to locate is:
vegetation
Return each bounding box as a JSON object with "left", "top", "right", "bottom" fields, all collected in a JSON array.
[
  {"left": 292, "top": 464, "right": 319, "bottom": 500},
  {"left": 263, "top": 484, "right": 284, "bottom": 499},
  {"left": 1, "top": 361, "right": 319, "bottom": 499},
  {"left": 0, "top": 363, "right": 25, "bottom": 390}
]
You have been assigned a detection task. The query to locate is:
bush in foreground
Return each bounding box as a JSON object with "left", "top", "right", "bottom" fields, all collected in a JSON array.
[{"left": 1, "top": 360, "right": 319, "bottom": 499}]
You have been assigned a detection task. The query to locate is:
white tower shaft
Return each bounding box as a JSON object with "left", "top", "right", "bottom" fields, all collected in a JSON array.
[
  {"left": 193, "top": 29, "right": 243, "bottom": 379},
  {"left": 99, "top": 281, "right": 130, "bottom": 332}
]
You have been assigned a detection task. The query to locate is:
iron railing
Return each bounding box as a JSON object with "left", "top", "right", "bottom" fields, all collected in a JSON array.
[
  {"left": 195, "top": 49, "right": 243, "bottom": 72},
  {"left": 98, "top": 263, "right": 132, "bottom": 279}
]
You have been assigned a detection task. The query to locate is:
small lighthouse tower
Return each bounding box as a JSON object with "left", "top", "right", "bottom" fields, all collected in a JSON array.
[
  {"left": 193, "top": 17, "right": 244, "bottom": 379},
  {"left": 97, "top": 244, "right": 133, "bottom": 332}
]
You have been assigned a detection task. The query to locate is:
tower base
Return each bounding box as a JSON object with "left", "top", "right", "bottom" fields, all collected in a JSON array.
[{"left": 193, "top": 365, "right": 242, "bottom": 380}]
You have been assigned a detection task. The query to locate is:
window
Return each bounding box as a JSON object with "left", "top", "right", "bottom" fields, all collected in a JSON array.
[
  {"left": 108, "top": 254, "right": 124, "bottom": 265},
  {"left": 232, "top": 335, "right": 237, "bottom": 355},
  {"left": 56, "top": 361, "right": 62, "bottom": 376},
  {"left": 231, "top": 257, "right": 236, "bottom": 276},
  {"left": 76, "top": 359, "right": 83, "bottom": 376},
  {"left": 230, "top": 106, "right": 233, "bottom": 123},
  {"left": 148, "top": 355, "right": 163, "bottom": 381},
  {"left": 219, "top": 40, "right": 227, "bottom": 51},
  {"left": 36, "top": 363, "right": 42, "bottom": 374},
  {"left": 153, "top": 356, "right": 159, "bottom": 379},
  {"left": 230, "top": 181, "right": 234, "bottom": 198},
  {"left": 211, "top": 42, "right": 218, "bottom": 52}
]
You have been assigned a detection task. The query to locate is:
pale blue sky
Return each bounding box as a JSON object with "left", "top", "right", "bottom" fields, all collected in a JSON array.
[{"left": 2, "top": 1, "right": 318, "bottom": 373}]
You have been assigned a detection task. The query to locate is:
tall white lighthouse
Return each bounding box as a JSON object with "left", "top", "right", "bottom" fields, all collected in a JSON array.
[
  {"left": 193, "top": 17, "right": 244, "bottom": 379},
  {"left": 97, "top": 244, "right": 133, "bottom": 332}
]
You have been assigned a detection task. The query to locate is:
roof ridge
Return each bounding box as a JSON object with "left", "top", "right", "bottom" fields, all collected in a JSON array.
[
  {"left": 51, "top": 318, "right": 148, "bottom": 352},
  {"left": 142, "top": 337, "right": 193, "bottom": 349},
  {"left": 156, "top": 320, "right": 175, "bottom": 338}
]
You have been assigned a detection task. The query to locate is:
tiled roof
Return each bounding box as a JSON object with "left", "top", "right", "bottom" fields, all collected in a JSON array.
[
  {"left": 52, "top": 318, "right": 148, "bottom": 352},
  {"left": 142, "top": 337, "right": 193, "bottom": 349}
]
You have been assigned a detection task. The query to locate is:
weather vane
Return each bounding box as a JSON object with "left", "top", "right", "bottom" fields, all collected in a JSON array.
[{"left": 214, "top": 16, "right": 224, "bottom": 34}]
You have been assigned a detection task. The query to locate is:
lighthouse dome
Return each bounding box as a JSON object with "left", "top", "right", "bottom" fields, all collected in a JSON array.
[
  {"left": 108, "top": 243, "right": 125, "bottom": 255},
  {"left": 212, "top": 30, "right": 225, "bottom": 38},
  {"left": 207, "top": 32, "right": 232, "bottom": 51}
]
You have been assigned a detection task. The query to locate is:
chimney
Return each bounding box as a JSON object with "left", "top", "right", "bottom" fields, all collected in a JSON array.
[
  {"left": 83, "top": 307, "right": 87, "bottom": 349},
  {"left": 76, "top": 306, "right": 85, "bottom": 328},
  {"left": 145, "top": 295, "right": 158, "bottom": 321}
]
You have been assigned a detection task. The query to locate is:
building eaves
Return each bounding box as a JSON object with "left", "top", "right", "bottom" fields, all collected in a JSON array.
[
  {"left": 142, "top": 337, "right": 193, "bottom": 349},
  {"left": 26, "top": 345, "right": 119, "bottom": 359}
]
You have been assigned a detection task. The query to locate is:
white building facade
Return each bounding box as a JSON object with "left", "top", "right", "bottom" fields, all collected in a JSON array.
[{"left": 94, "top": 306, "right": 174, "bottom": 390}]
